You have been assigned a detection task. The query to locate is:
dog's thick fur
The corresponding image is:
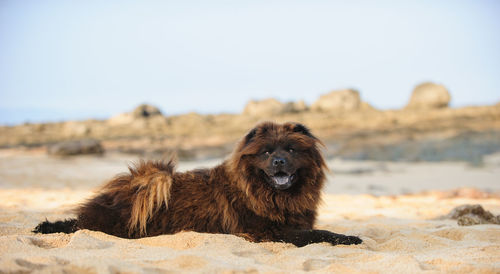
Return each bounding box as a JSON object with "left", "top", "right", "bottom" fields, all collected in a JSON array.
[{"left": 34, "top": 122, "right": 361, "bottom": 247}]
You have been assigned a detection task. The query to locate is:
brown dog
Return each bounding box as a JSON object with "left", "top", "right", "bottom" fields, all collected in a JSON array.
[{"left": 34, "top": 122, "right": 361, "bottom": 247}]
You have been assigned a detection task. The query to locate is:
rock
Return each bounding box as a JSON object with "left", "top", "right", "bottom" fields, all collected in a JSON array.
[
  {"left": 288, "top": 100, "right": 308, "bottom": 112},
  {"left": 311, "top": 89, "right": 361, "bottom": 112},
  {"left": 47, "top": 139, "right": 104, "bottom": 156},
  {"left": 443, "top": 204, "right": 500, "bottom": 226},
  {"left": 131, "top": 104, "right": 162, "bottom": 118},
  {"left": 406, "top": 82, "right": 451, "bottom": 109},
  {"left": 243, "top": 98, "right": 291, "bottom": 116},
  {"left": 458, "top": 215, "right": 486, "bottom": 226},
  {"left": 108, "top": 104, "right": 164, "bottom": 126},
  {"left": 360, "top": 101, "right": 377, "bottom": 112}
]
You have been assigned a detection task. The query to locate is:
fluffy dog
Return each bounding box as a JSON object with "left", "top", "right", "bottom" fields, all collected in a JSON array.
[{"left": 34, "top": 122, "right": 362, "bottom": 247}]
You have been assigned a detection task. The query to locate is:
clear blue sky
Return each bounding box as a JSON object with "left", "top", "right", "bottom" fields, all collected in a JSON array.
[{"left": 1, "top": 0, "right": 499, "bottom": 125}]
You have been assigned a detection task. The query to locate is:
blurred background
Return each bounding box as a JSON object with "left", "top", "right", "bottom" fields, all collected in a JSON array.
[
  {"left": 0, "top": 0, "right": 500, "bottom": 195},
  {"left": 2, "top": 3, "right": 500, "bottom": 272},
  {"left": 1, "top": 0, "right": 499, "bottom": 124}
]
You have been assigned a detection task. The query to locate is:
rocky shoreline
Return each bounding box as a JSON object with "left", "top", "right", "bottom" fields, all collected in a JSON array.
[{"left": 1, "top": 84, "right": 499, "bottom": 163}]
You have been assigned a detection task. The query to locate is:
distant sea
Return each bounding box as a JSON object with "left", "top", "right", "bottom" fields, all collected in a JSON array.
[{"left": 0, "top": 107, "right": 111, "bottom": 126}]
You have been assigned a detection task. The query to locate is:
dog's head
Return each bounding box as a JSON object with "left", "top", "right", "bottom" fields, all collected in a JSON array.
[{"left": 231, "top": 122, "right": 326, "bottom": 191}]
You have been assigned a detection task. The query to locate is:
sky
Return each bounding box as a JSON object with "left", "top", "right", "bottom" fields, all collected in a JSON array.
[{"left": 0, "top": 0, "right": 499, "bottom": 125}]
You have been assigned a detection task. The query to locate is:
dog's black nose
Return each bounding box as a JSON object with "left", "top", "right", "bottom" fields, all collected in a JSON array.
[{"left": 272, "top": 157, "right": 286, "bottom": 167}]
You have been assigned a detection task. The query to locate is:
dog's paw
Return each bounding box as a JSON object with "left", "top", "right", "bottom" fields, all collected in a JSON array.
[
  {"left": 339, "top": 235, "right": 362, "bottom": 245},
  {"left": 325, "top": 233, "right": 362, "bottom": 246}
]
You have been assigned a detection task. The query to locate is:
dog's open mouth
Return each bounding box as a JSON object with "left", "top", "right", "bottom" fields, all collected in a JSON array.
[{"left": 270, "top": 171, "right": 295, "bottom": 190}]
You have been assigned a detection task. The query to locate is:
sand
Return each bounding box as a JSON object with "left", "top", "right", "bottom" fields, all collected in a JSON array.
[{"left": 1, "top": 150, "right": 499, "bottom": 273}]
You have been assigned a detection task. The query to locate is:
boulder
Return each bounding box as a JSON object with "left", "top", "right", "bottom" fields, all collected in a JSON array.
[
  {"left": 360, "top": 101, "right": 377, "bottom": 112},
  {"left": 242, "top": 98, "right": 289, "bottom": 116},
  {"left": 287, "top": 100, "right": 308, "bottom": 112},
  {"left": 108, "top": 104, "right": 164, "bottom": 126},
  {"left": 47, "top": 139, "right": 104, "bottom": 156},
  {"left": 406, "top": 82, "right": 451, "bottom": 109},
  {"left": 131, "top": 104, "right": 162, "bottom": 118},
  {"left": 311, "top": 89, "right": 361, "bottom": 112}
]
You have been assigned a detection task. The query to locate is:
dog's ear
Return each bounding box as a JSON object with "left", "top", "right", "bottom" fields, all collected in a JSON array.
[
  {"left": 293, "top": 123, "right": 315, "bottom": 138},
  {"left": 243, "top": 128, "right": 257, "bottom": 145}
]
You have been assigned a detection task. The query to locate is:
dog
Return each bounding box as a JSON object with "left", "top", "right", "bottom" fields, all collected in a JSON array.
[{"left": 34, "top": 122, "right": 362, "bottom": 247}]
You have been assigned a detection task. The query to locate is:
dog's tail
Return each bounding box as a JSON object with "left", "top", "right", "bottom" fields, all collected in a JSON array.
[
  {"left": 33, "top": 158, "right": 176, "bottom": 238},
  {"left": 127, "top": 159, "right": 175, "bottom": 236},
  {"left": 33, "top": 218, "right": 79, "bottom": 234}
]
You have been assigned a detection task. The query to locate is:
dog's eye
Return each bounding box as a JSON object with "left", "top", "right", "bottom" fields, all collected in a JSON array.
[
  {"left": 264, "top": 151, "right": 270, "bottom": 155},
  {"left": 288, "top": 148, "right": 294, "bottom": 153}
]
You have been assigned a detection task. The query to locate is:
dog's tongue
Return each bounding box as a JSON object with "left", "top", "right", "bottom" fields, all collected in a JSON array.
[{"left": 272, "top": 175, "right": 291, "bottom": 186}]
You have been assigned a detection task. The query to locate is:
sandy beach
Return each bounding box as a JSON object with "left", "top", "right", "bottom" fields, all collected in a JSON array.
[
  {"left": 2, "top": 0, "right": 500, "bottom": 272},
  {"left": 1, "top": 150, "right": 499, "bottom": 273}
]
